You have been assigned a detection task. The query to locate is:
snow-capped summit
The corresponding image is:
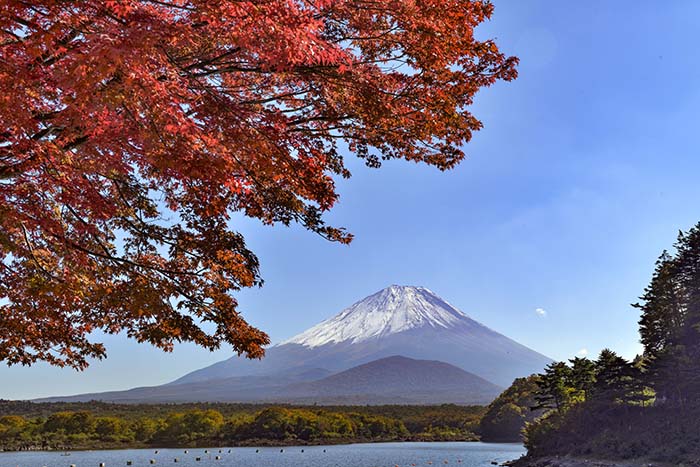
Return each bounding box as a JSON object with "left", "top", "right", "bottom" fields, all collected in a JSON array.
[
  {"left": 166, "top": 284, "right": 552, "bottom": 388},
  {"left": 40, "top": 285, "right": 553, "bottom": 403},
  {"left": 280, "top": 285, "right": 469, "bottom": 348}
]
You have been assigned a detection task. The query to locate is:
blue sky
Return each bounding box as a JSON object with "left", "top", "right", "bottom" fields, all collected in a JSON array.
[{"left": 3, "top": 0, "right": 700, "bottom": 399}]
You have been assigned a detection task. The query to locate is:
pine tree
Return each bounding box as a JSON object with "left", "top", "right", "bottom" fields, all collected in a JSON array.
[
  {"left": 626, "top": 355, "right": 653, "bottom": 407},
  {"left": 568, "top": 357, "right": 596, "bottom": 402},
  {"left": 633, "top": 250, "right": 685, "bottom": 357},
  {"left": 633, "top": 222, "right": 700, "bottom": 405},
  {"left": 673, "top": 226, "right": 700, "bottom": 395},
  {"left": 591, "top": 349, "right": 635, "bottom": 404},
  {"left": 534, "top": 362, "right": 574, "bottom": 413}
]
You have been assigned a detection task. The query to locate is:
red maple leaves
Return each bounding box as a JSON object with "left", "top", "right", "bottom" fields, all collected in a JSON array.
[{"left": 0, "top": 0, "right": 517, "bottom": 368}]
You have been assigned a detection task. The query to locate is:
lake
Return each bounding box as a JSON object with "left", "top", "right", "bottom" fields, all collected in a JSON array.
[{"left": 0, "top": 442, "right": 525, "bottom": 467}]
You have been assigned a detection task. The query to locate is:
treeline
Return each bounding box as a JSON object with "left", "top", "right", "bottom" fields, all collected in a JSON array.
[
  {"left": 478, "top": 375, "right": 542, "bottom": 442},
  {"left": 518, "top": 222, "right": 700, "bottom": 465},
  {"left": 0, "top": 403, "right": 484, "bottom": 451}
]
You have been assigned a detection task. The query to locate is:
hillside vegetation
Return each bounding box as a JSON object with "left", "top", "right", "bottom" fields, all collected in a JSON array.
[
  {"left": 479, "top": 375, "right": 542, "bottom": 442},
  {"left": 0, "top": 401, "right": 485, "bottom": 451},
  {"left": 516, "top": 222, "right": 700, "bottom": 465}
]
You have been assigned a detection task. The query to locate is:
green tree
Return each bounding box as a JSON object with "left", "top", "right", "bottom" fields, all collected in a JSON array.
[
  {"left": 479, "top": 375, "right": 543, "bottom": 442},
  {"left": 245, "top": 407, "right": 294, "bottom": 440},
  {"left": 568, "top": 357, "right": 596, "bottom": 402},
  {"left": 44, "top": 411, "right": 95, "bottom": 435},
  {"left": 154, "top": 409, "right": 224, "bottom": 444},
  {"left": 534, "top": 362, "right": 574, "bottom": 412},
  {"left": 591, "top": 349, "right": 635, "bottom": 404},
  {"left": 634, "top": 223, "right": 700, "bottom": 404},
  {"left": 634, "top": 251, "right": 686, "bottom": 356},
  {"left": 133, "top": 418, "right": 161, "bottom": 442},
  {"left": 0, "top": 415, "right": 27, "bottom": 446},
  {"left": 95, "top": 417, "right": 133, "bottom": 441},
  {"left": 182, "top": 410, "right": 224, "bottom": 438}
]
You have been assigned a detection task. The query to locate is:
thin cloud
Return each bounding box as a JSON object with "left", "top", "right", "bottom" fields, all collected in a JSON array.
[
  {"left": 577, "top": 348, "right": 589, "bottom": 357},
  {"left": 535, "top": 307, "right": 547, "bottom": 317}
]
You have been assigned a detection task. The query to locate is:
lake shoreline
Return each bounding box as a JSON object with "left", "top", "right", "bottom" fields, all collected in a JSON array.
[
  {"left": 1, "top": 436, "right": 485, "bottom": 453},
  {"left": 508, "top": 455, "right": 675, "bottom": 467},
  {"left": 0, "top": 441, "right": 528, "bottom": 467}
]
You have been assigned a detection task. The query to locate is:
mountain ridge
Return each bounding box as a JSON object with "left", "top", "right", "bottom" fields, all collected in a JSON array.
[
  {"left": 279, "top": 285, "right": 471, "bottom": 347},
  {"left": 37, "top": 285, "right": 551, "bottom": 403},
  {"left": 173, "top": 285, "right": 551, "bottom": 387},
  {"left": 280, "top": 355, "right": 503, "bottom": 405},
  {"left": 36, "top": 356, "right": 502, "bottom": 405}
]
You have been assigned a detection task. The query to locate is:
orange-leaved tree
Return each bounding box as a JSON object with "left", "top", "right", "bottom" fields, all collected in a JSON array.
[{"left": 0, "top": 0, "right": 517, "bottom": 368}]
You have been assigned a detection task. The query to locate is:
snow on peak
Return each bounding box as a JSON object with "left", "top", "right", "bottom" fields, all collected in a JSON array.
[{"left": 279, "top": 285, "right": 469, "bottom": 348}]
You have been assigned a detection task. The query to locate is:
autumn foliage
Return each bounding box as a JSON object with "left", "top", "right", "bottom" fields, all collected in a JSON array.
[{"left": 0, "top": 0, "right": 517, "bottom": 368}]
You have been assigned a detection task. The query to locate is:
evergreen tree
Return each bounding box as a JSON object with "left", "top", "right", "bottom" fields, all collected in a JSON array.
[
  {"left": 634, "top": 223, "right": 700, "bottom": 405},
  {"left": 568, "top": 357, "right": 596, "bottom": 402},
  {"left": 479, "top": 375, "right": 543, "bottom": 442},
  {"left": 672, "top": 226, "right": 700, "bottom": 402},
  {"left": 634, "top": 250, "right": 685, "bottom": 356},
  {"left": 625, "top": 355, "right": 653, "bottom": 407},
  {"left": 534, "top": 362, "right": 574, "bottom": 412},
  {"left": 675, "top": 225, "right": 700, "bottom": 343},
  {"left": 591, "top": 349, "right": 635, "bottom": 404}
]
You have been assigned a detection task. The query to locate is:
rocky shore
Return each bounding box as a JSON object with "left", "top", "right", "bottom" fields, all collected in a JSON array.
[{"left": 507, "top": 456, "right": 685, "bottom": 467}]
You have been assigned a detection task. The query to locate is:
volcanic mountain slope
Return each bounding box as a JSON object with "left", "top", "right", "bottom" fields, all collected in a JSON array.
[
  {"left": 41, "top": 356, "right": 502, "bottom": 405},
  {"left": 36, "top": 368, "right": 334, "bottom": 403},
  {"left": 38, "top": 285, "right": 551, "bottom": 403},
  {"left": 279, "top": 355, "right": 503, "bottom": 405},
  {"left": 174, "top": 285, "right": 551, "bottom": 387}
]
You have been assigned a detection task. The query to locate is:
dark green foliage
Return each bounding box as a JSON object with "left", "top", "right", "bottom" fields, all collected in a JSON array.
[
  {"left": 93, "top": 417, "right": 133, "bottom": 442},
  {"left": 359, "top": 404, "right": 484, "bottom": 436},
  {"left": 478, "top": 375, "right": 542, "bottom": 442},
  {"left": 634, "top": 251, "right": 685, "bottom": 356},
  {"left": 634, "top": 223, "right": 700, "bottom": 404},
  {"left": 523, "top": 403, "right": 700, "bottom": 464},
  {"left": 0, "top": 401, "right": 484, "bottom": 451},
  {"left": 568, "top": 357, "right": 595, "bottom": 401},
  {"left": 533, "top": 362, "right": 574, "bottom": 412},
  {"left": 523, "top": 350, "right": 654, "bottom": 456},
  {"left": 590, "top": 349, "right": 637, "bottom": 404},
  {"left": 151, "top": 409, "right": 224, "bottom": 445},
  {"left": 43, "top": 411, "right": 96, "bottom": 435},
  {"left": 520, "top": 222, "right": 700, "bottom": 465}
]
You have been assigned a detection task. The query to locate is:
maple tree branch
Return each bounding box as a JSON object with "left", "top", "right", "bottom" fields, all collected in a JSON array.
[
  {"left": 143, "top": 0, "right": 197, "bottom": 12},
  {"left": 18, "top": 222, "right": 64, "bottom": 282},
  {"left": 181, "top": 48, "right": 243, "bottom": 72},
  {"left": 0, "top": 0, "right": 516, "bottom": 367}
]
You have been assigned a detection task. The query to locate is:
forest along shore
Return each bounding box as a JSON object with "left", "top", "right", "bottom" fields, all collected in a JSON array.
[{"left": 0, "top": 401, "right": 486, "bottom": 451}]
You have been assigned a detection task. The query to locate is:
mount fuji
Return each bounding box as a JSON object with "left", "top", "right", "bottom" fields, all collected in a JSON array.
[
  {"left": 173, "top": 285, "right": 551, "bottom": 388},
  {"left": 39, "top": 285, "right": 551, "bottom": 404}
]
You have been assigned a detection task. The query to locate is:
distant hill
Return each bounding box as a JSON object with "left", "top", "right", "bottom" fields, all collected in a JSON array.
[
  {"left": 279, "top": 356, "right": 503, "bottom": 405},
  {"left": 39, "top": 285, "right": 550, "bottom": 403},
  {"left": 34, "top": 368, "right": 333, "bottom": 404},
  {"left": 38, "top": 356, "right": 500, "bottom": 405},
  {"left": 175, "top": 285, "right": 552, "bottom": 388}
]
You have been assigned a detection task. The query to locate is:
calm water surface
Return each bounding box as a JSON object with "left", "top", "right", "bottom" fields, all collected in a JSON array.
[{"left": 0, "top": 442, "right": 524, "bottom": 467}]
